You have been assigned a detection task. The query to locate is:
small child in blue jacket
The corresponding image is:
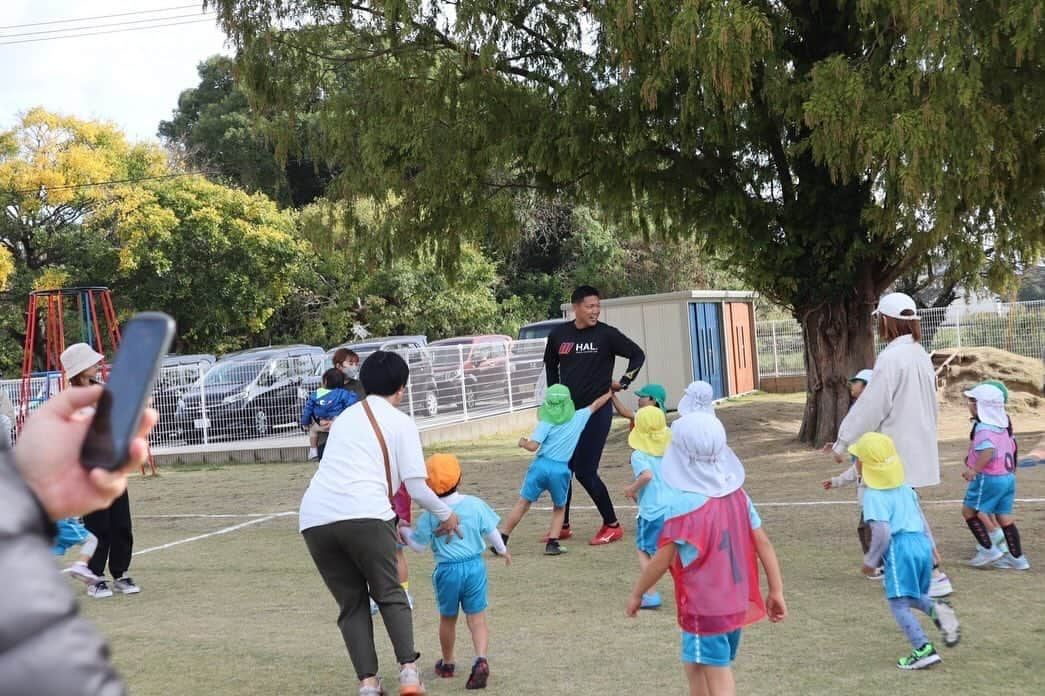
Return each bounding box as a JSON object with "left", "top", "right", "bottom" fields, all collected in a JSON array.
[{"left": 300, "top": 368, "right": 358, "bottom": 460}]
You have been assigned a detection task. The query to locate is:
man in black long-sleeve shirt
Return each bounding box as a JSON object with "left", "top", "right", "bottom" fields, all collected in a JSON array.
[{"left": 543, "top": 285, "right": 645, "bottom": 545}]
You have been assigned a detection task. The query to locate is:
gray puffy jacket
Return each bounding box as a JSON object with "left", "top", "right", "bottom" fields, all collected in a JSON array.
[{"left": 0, "top": 455, "right": 126, "bottom": 695}]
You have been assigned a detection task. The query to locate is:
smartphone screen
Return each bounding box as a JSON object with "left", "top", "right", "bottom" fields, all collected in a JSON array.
[{"left": 81, "top": 312, "right": 175, "bottom": 470}]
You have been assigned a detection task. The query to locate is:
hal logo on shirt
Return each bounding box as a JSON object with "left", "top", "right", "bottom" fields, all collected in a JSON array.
[{"left": 559, "top": 342, "right": 598, "bottom": 356}]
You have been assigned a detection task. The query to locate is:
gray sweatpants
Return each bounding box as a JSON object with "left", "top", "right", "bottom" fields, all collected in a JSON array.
[{"left": 302, "top": 518, "right": 417, "bottom": 679}]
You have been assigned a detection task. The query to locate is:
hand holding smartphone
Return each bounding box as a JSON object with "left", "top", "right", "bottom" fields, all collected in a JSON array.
[{"left": 80, "top": 312, "right": 175, "bottom": 471}]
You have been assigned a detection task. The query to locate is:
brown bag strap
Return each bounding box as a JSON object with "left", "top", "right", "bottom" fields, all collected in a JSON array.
[{"left": 362, "top": 399, "right": 395, "bottom": 508}]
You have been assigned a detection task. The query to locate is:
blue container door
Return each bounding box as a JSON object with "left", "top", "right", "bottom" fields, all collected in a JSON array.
[{"left": 689, "top": 303, "right": 726, "bottom": 399}]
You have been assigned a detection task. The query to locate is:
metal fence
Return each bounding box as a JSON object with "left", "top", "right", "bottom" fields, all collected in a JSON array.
[
  {"left": 757, "top": 300, "right": 1045, "bottom": 378},
  {"left": 1, "top": 339, "right": 549, "bottom": 449}
]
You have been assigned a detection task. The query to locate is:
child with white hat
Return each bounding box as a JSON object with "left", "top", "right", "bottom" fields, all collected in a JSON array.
[
  {"left": 821, "top": 368, "right": 879, "bottom": 574},
  {"left": 961, "top": 382, "right": 1029, "bottom": 570},
  {"left": 626, "top": 412, "right": 787, "bottom": 694}
]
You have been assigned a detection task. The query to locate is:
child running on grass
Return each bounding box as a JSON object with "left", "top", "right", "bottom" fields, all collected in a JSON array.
[
  {"left": 611, "top": 383, "right": 668, "bottom": 428},
  {"left": 400, "top": 454, "right": 509, "bottom": 690},
  {"left": 622, "top": 405, "right": 672, "bottom": 609},
  {"left": 849, "top": 432, "right": 961, "bottom": 670},
  {"left": 821, "top": 369, "right": 882, "bottom": 577},
  {"left": 498, "top": 385, "right": 614, "bottom": 555},
  {"left": 53, "top": 517, "right": 101, "bottom": 586},
  {"left": 961, "top": 382, "right": 1029, "bottom": 570},
  {"left": 370, "top": 484, "right": 416, "bottom": 615},
  {"left": 627, "top": 412, "right": 787, "bottom": 696}
]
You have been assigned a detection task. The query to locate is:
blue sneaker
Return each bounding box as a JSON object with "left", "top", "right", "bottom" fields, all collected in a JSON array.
[{"left": 640, "top": 592, "right": 662, "bottom": 609}]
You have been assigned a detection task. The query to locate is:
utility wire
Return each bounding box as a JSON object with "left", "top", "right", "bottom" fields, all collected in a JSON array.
[
  {"left": 0, "top": 18, "right": 216, "bottom": 46},
  {"left": 0, "top": 12, "right": 215, "bottom": 40},
  {"left": 0, "top": 4, "right": 207, "bottom": 30}
]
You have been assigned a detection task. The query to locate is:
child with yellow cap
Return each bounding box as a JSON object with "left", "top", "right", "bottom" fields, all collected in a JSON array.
[
  {"left": 500, "top": 385, "right": 614, "bottom": 555},
  {"left": 399, "top": 454, "right": 509, "bottom": 690},
  {"left": 623, "top": 406, "right": 672, "bottom": 609},
  {"left": 849, "top": 432, "right": 961, "bottom": 670}
]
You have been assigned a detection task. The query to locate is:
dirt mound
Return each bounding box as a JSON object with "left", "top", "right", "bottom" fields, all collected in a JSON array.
[{"left": 934, "top": 346, "right": 1044, "bottom": 413}]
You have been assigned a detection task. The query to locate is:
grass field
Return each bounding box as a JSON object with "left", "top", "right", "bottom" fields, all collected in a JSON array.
[{"left": 73, "top": 394, "right": 1045, "bottom": 695}]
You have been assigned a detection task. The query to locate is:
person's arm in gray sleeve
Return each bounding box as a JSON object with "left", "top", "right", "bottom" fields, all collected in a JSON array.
[
  {"left": 0, "top": 458, "right": 126, "bottom": 696},
  {"left": 610, "top": 327, "right": 645, "bottom": 388},
  {"left": 863, "top": 520, "right": 892, "bottom": 570}
]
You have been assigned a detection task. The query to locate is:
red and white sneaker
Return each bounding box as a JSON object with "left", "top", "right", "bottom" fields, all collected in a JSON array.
[
  {"left": 540, "top": 526, "right": 573, "bottom": 542},
  {"left": 589, "top": 524, "right": 623, "bottom": 546}
]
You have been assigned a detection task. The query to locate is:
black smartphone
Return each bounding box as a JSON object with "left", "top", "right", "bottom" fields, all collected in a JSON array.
[{"left": 81, "top": 312, "right": 176, "bottom": 470}]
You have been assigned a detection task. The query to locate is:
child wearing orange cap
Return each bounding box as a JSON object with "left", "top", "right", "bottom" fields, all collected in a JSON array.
[{"left": 400, "top": 454, "right": 509, "bottom": 690}]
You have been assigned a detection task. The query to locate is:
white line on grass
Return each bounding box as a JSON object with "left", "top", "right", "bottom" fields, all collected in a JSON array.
[
  {"left": 131, "top": 511, "right": 297, "bottom": 557},
  {"left": 61, "top": 496, "right": 1045, "bottom": 573},
  {"left": 491, "top": 498, "right": 1045, "bottom": 512},
  {"left": 137, "top": 513, "right": 295, "bottom": 519}
]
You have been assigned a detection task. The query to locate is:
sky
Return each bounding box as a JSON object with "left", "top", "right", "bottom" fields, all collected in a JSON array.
[{"left": 0, "top": 1, "right": 231, "bottom": 143}]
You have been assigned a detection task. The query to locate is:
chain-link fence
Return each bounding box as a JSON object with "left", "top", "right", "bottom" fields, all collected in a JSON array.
[
  {"left": 758, "top": 300, "right": 1045, "bottom": 379},
  {"left": 2, "top": 339, "right": 549, "bottom": 450}
]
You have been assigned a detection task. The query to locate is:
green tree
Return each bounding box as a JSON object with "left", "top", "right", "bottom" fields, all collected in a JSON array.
[
  {"left": 159, "top": 55, "right": 332, "bottom": 208},
  {"left": 0, "top": 109, "right": 305, "bottom": 370},
  {"left": 99, "top": 177, "right": 307, "bottom": 354},
  {"left": 213, "top": 0, "right": 1045, "bottom": 443}
]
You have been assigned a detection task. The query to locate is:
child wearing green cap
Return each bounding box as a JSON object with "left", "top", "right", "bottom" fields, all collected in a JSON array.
[
  {"left": 611, "top": 383, "right": 668, "bottom": 430},
  {"left": 497, "top": 386, "right": 614, "bottom": 555}
]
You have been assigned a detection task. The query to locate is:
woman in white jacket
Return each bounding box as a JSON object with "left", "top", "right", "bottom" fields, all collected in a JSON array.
[{"left": 830, "top": 292, "right": 953, "bottom": 598}]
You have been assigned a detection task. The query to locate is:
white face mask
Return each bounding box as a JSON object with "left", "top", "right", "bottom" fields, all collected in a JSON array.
[{"left": 343, "top": 366, "right": 360, "bottom": 380}]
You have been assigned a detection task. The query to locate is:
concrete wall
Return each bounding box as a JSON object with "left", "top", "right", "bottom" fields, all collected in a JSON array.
[
  {"left": 758, "top": 375, "right": 807, "bottom": 393},
  {"left": 151, "top": 407, "right": 539, "bottom": 467}
]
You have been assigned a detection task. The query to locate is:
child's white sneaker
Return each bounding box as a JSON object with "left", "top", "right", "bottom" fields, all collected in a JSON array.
[
  {"left": 968, "top": 545, "right": 1004, "bottom": 567},
  {"left": 68, "top": 561, "right": 100, "bottom": 585},
  {"left": 929, "top": 570, "right": 953, "bottom": 597},
  {"left": 992, "top": 553, "right": 1030, "bottom": 570}
]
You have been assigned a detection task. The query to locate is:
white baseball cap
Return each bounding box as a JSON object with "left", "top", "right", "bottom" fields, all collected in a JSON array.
[
  {"left": 873, "top": 292, "right": 919, "bottom": 320},
  {"left": 60, "top": 343, "right": 105, "bottom": 378}
]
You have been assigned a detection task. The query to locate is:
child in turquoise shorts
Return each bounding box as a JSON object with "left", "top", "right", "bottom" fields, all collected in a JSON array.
[
  {"left": 850, "top": 432, "right": 961, "bottom": 670},
  {"left": 622, "top": 405, "right": 672, "bottom": 609},
  {"left": 627, "top": 412, "right": 787, "bottom": 695},
  {"left": 401, "top": 454, "right": 509, "bottom": 690},
  {"left": 53, "top": 517, "right": 101, "bottom": 586},
  {"left": 497, "top": 385, "right": 614, "bottom": 555},
  {"left": 961, "top": 382, "right": 1029, "bottom": 570}
]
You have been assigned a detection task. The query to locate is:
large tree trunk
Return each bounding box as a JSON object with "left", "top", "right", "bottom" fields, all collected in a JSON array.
[{"left": 797, "top": 293, "right": 877, "bottom": 446}]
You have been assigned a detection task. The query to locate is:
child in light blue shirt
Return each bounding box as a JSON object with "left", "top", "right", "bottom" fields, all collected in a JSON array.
[
  {"left": 401, "top": 454, "right": 509, "bottom": 690},
  {"left": 851, "top": 432, "right": 961, "bottom": 671},
  {"left": 622, "top": 406, "right": 671, "bottom": 609},
  {"left": 496, "top": 385, "right": 614, "bottom": 555}
]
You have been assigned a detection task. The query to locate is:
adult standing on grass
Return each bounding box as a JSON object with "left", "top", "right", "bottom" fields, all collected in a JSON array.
[
  {"left": 62, "top": 343, "right": 141, "bottom": 599},
  {"left": 830, "top": 292, "right": 954, "bottom": 597},
  {"left": 544, "top": 285, "right": 645, "bottom": 545},
  {"left": 299, "top": 351, "right": 461, "bottom": 696},
  {"left": 1, "top": 384, "right": 157, "bottom": 696}
]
